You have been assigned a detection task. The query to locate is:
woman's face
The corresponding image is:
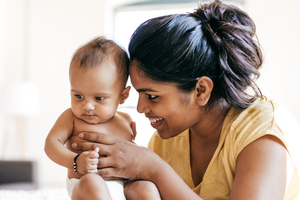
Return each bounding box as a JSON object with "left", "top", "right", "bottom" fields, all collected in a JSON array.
[{"left": 129, "top": 64, "right": 201, "bottom": 139}]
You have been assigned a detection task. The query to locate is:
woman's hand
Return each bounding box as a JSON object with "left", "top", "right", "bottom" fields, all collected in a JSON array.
[
  {"left": 71, "top": 131, "right": 156, "bottom": 180},
  {"left": 71, "top": 131, "right": 202, "bottom": 200}
]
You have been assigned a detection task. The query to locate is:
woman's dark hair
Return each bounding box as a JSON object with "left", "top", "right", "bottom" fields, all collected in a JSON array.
[{"left": 128, "top": 0, "right": 263, "bottom": 110}]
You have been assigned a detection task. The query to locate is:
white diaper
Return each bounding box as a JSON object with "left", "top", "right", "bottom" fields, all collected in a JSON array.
[{"left": 66, "top": 177, "right": 125, "bottom": 200}]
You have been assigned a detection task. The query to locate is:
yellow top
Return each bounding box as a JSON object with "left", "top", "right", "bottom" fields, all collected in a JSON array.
[{"left": 148, "top": 96, "right": 299, "bottom": 200}]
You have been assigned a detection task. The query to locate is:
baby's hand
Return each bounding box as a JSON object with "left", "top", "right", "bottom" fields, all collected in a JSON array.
[{"left": 76, "top": 147, "right": 99, "bottom": 174}]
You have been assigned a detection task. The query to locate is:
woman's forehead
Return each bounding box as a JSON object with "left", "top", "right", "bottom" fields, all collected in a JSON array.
[
  {"left": 129, "top": 64, "right": 179, "bottom": 93},
  {"left": 129, "top": 64, "right": 151, "bottom": 86}
]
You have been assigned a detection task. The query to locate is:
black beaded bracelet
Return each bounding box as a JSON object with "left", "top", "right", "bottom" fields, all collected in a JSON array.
[{"left": 74, "top": 154, "right": 80, "bottom": 173}]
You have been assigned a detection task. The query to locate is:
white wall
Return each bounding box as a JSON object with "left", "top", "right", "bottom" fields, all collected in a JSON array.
[
  {"left": 0, "top": 0, "right": 299, "bottom": 188},
  {"left": 245, "top": 0, "right": 300, "bottom": 122}
]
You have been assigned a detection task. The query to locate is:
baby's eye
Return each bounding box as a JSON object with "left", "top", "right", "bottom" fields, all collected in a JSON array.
[
  {"left": 148, "top": 95, "right": 158, "bottom": 100},
  {"left": 95, "top": 96, "right": 104, "bottom": 101},
  {"left": 75, "top": 94, "right": 83, "bottom": 99}
]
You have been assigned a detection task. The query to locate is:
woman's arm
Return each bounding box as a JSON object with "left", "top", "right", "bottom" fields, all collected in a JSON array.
[
  {"left": 72, "top": 132, "right": 202, "bottom": 200},
  {"left": 230, "top": 135, "right": 288, "bottom": 200}
]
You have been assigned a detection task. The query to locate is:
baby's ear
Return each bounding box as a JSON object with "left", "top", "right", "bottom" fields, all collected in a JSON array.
[{"left": 120, "top": 86, "right": 131, "bottom": 104}]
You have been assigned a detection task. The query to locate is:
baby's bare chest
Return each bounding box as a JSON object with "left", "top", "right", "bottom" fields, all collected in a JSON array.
[{"left": 66, "top": 116, "right": 133, "bottom": 154}]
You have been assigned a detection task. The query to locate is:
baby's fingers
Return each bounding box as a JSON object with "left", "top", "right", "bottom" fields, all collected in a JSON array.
[
  {"left": 93, "top": 147, "right": 99, "bottom": 153},
  {"left": 88, "top": 158, "right": 99, "bottom": 165},
  {"left": 87, "top": 168, "right": 98, "bottom": 173},
  {"left": 87, "top": 149, "right": 99, "bottom": 159}
]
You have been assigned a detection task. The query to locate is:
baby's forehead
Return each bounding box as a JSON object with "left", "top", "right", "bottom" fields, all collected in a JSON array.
[{"left": 70, "top": 63, "right": 124, "bottom": 86}]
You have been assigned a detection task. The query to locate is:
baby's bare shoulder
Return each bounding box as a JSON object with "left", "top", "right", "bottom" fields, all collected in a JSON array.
[
  {"left": 53, "top": 108, "right": 75, "bottom": 126},
  {"left": 112, "top": 111, "right": 133, "bottom": 141},
  {"left": 115, "top": 111, "right": 132, "bottom": 123},
  {"left": 60, "top": 108, "right": 75, "bottom": 119}
]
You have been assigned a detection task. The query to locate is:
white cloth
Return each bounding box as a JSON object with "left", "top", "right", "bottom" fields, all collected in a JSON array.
[{"left": 66, "top": 177, "right": 125, "bottom": 200}]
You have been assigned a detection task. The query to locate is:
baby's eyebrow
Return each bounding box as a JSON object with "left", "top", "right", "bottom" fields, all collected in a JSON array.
[
  {"left": 136, "top": 88, "right": 158, "bottom": 93},
  {"left": 71, "top": 90, "right": 111, "bottom": 96},
  {"left": 94, "top": 93, "right": 111, "bottom": 96}
]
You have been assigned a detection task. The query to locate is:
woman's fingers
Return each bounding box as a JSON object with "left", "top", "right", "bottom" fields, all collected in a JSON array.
[
  {"left": 72, "top": 132, "right": 117, "bottom": 152},
  {"left": 97, "top": 156, "right": 114, "bottom": 169},
  {"left": 131, "top": 121, "right": 137, "bottom": 140},
  {"left": 96, "top": 167, "right": 120, "bottom": 179},
  {"left": 72, "top": 141, "right": 102, "bottom": 151},
  {"left": 79, "top": 132, "right": 115, "bottom": 144}
]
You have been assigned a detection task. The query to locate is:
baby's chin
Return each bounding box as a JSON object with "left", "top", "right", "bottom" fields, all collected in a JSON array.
[
  {"left": 81, "top": 116, "right": 114, "bottom": 125},
  {"left": 82, "top": 119, "right": 104, "bottom": 125}
]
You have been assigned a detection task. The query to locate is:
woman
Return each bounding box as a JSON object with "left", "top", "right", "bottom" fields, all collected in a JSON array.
[{"left": 71, "top": 0, "right": 299, "bottom": 199}]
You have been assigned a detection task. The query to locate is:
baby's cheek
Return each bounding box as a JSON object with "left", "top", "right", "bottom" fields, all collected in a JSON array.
[
  {"left": 70, "top": 106, "right": 81, "bottom": 118},
  {"left": 99, "top": 106, "right": 117, "bottom": 120}
]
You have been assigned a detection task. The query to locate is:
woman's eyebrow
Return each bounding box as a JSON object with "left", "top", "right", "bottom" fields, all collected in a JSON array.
[{"left": 136, "top": 88, "right": 158, "bottom": 93}]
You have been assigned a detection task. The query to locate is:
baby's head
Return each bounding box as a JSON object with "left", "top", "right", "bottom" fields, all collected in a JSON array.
[{"left": 69, "top": 37, "right": 130, "bottom": 124}]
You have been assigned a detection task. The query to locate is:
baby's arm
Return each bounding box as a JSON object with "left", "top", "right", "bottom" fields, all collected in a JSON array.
[
  {"left": 45, "top": 108, "right": 99, "bottom": 174},
  {"left": 44, "top": 108, "right": 77, "bottom": 170}
]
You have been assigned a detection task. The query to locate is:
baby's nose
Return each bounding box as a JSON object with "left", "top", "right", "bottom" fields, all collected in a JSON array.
[{"left": 84, "top": 101, "right": 95, "bottom": 110}]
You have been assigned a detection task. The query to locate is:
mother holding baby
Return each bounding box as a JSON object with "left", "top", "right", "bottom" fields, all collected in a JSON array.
[{"left": 72, "top": 0, "right": 299, "bottom": 199}]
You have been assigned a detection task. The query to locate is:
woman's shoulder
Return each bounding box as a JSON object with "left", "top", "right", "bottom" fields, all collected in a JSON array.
[
  {"left": 226, "top": 96, "right": 278, "bottom": 129},
  {"left": 221, "top": 96, "right": 293, "bottom": 155}
]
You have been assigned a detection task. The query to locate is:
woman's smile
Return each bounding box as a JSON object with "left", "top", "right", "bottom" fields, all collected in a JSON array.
[{"left": 148, "top": 117, "right": 164, "bottom": 128}]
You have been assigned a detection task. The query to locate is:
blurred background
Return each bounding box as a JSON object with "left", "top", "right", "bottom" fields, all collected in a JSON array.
[{"left": 0, "top": 0, "right": 299, "bottom": 189}]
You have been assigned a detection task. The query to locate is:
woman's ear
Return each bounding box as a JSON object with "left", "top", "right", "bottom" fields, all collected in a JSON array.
[
  {"left": 120, "top": 86, "right": 131, "bottom": 104},
  {"left": 194, "top": 76, "right": 213, "bottom": 106}
]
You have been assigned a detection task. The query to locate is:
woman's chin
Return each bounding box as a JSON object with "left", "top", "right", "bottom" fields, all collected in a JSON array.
[
  {"left": 156, "top": 128, "right": 186, "bottom": 140},
  {"left": 156, "top": 130, "right": 172, "bottom": 140}
]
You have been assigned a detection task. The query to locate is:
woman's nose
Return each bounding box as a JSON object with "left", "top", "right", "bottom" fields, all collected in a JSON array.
[
  {"left": 83, "top": 101, "right": 95, "bottom": 111},
  {"left": 136, "top": 95, "right": 150, "bottom": 114}
]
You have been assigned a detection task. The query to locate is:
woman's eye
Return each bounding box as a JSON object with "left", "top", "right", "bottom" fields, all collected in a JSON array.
[
  {"left": 95, "top": 97, "right": 104, "bottom": 101},
  {"left": 148, "top": 95, "right": 158, "bottom": 100},
  {"left": 75, "top": 94, "right": 83, "bottom": 99}
]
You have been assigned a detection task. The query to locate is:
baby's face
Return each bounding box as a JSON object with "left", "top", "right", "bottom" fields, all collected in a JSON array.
[{"left": 69, "top": 60, "right": 125, "bottom": 124}]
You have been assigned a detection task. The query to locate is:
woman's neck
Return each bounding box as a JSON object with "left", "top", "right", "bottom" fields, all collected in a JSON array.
[{"left": 190, "top": 101, "right": 230, "bottom": 147}]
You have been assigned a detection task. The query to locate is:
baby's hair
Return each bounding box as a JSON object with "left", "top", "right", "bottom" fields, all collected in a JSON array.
[
  {"left": 129, "top": 0, "right": 263, "bottom": 110},
  {"left": 71, "top": 36, "right": 129, "bottom": 87}
]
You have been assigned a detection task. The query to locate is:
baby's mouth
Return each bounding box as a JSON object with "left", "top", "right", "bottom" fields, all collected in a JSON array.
[{"left": 83, "top": 114, "right": 95, "bottom": 118}]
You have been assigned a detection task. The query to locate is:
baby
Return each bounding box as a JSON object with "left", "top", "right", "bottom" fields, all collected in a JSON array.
[{"left": 45, "top": 37, "right": 160, "bottom": 200}]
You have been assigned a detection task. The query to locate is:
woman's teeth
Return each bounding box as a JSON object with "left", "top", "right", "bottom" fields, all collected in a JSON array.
[{"left": 150, "top": 118, "right": 163, "bottom": 123}]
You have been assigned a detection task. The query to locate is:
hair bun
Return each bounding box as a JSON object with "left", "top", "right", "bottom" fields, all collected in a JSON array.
[
  {"left": 190, "top": 0, "right": 263, "bottom": 109},
  {"left": 191, "top": 0, "right": 256, "bottom": 38}
]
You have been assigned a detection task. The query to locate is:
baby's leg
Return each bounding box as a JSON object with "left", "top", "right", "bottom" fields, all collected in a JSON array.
[
  {"left": 124, "top": 180, "right": 161, "bottom": 200},
  {"left": 71, "top": 173, "right": 112, "bottom": 200}
]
